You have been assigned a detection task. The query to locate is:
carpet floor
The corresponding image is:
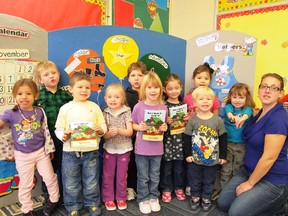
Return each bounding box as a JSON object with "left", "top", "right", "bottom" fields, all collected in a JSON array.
[{"left": 0, "top": 195, "right": 227, "bottom": 216}]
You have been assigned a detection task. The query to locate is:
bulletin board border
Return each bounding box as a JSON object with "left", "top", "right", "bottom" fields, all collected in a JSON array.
[{"left": 216, "top": 4, "right": 288, "bottom": 30}]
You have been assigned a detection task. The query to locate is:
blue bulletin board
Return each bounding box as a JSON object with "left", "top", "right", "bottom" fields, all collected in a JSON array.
[{"left": 48, "top": 26, "right": 186, "bottom": 109}]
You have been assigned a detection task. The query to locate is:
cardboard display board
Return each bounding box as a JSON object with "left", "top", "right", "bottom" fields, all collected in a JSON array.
[{"left": 185, "top": 31, "right": 257, "bottom": 117}]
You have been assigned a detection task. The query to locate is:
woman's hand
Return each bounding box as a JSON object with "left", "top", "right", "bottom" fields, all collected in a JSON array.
[{"left": 236, "top": 181, "right": 254, "bottom": 196}]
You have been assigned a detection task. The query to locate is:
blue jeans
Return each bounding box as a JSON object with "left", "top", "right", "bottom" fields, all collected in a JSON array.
[
  {"left": 62, "top": 151, "right": 101, "bottom": 212},
  {"left": 135, "top": 154, "right": 162, "bottom": 203},
  {"left": 218, "top": 166, "right": 288, "bottom": 216},
  {"left": 160, "top": 160, "right": 185, "bottom": 191},
  {"left": 187, "top": 162, "right": 219, "bottom": 199}
]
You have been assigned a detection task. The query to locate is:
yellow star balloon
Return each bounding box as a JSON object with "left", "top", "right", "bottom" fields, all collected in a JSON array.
[{"left": 103, "top": 35, "right": 139, "bottom": 79}]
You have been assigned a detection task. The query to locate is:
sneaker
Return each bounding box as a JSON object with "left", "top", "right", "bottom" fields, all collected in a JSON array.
[
  {"left": 190, "top": 197, "right": 200, "bottom": 211},
  {"left": 127, "top": 188, "right": 136, "bottom": 201},
  {"left": 69, "top": 210, "right": 79, "bottom": 216},
  {"left": 105, "top": 201, "right": 117, "bottom": 211},
  {"left": 43, "top": 199, "right": 58, "bottom": 215},
  {"left": 87, "top": 206, "right": 101, "bottom": 216},
  {"left": 162, "top": 191, "right": 172, "bottom": 203},
  {"left": 201, "top": 198, "right": 212, "bottom": 212},
  {"left": 175, "top": 189, "right": 186, "bottom": 201},
  {"left": 117, "top": 200, "right": 127, "bottom": 210},
  {"left": 22, "top": 211, "right": 36, "bottom": 216},
  {"left": 185, "top": 186, "right": 191, "bottom": 196},
  {"left": 150, "top": 198, "right": 161, "bottom": 212},
  {"left": 139, "top": 200, "right": 151, "bottom": 214}
]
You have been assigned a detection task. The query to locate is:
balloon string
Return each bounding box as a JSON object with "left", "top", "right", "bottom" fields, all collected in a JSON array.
[
  {"left": 119, "top": 78, "right": 123, "bottom": 85},
  {"left": 96, "top": 91, "right": 101, "bottom": 105}
]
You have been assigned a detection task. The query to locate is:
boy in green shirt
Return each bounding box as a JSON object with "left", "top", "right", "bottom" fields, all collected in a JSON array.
[{"left": 34, "top": 60, "right": 73, "bottom": 202}]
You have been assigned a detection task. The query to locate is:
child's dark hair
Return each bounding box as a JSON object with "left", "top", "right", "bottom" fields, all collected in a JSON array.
[
  {"left": 127, "top": 61, "right": 147, "bottom": 77},
  {"left": 164, "top": 73, "right": 182, "bottom": 88},
  {"left": 192, "top": 62, "right": 214, "bottom": 80},
  {"left": 226, "top": 83, "right": 255, "bottom": 108},
  {"left": 163, "top": 73, "right": 182, "bottom": 100},
  {"left": 69, "top": 72, "right": 91, "bottom": 87},
  {"left": 12, "top": 78, "right": 39, "bottom": 111}
]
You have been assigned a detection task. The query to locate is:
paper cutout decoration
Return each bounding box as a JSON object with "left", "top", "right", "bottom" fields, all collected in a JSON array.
[
  {"left": 65, "top": 49, "right": 105, "bottom": 92},
  {"left": 102, "top": 35, "right": 139, "bottom": 80},
  {"left": 140, "top": 53, "right": 170, "bottom": 84}
]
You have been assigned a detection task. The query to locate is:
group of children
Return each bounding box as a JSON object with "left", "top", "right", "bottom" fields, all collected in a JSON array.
[{"left": 0, "top": 60, "right": 263, "bottom": 216}]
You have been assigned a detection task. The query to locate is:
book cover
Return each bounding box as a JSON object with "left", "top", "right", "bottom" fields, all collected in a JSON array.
[
  {"left": 169, "top": 104, "right": 187, "bottom": 135},
  {"left": 142, "top": 110, "right": 166, "bottom": 141},
  {"left": 70, "top": 122, "right": 97, "bottom": 148}
]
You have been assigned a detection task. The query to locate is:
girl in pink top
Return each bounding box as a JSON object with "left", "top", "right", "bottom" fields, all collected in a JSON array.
[{"left": 184, "top": 63, "right": 220, "bottom": 116}]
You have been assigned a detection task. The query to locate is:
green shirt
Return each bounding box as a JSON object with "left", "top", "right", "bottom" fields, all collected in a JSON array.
[{"left": 35, "top": 87, "right": 73, "bottom": 133}]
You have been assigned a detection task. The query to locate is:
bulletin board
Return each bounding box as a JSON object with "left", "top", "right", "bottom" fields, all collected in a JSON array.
[
  {"left": 217, "top": 0, "right": 287, "bottom": 12},
  {"left": 217, "top": 4, "right": 288, "bottom": 106}
]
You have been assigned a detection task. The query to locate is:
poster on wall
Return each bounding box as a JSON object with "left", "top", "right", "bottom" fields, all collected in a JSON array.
[
  {"left": 217, "top": 4, "right": 288, "bottom": 106},
  {"left": 114, "top": 0, "right": 169, "bottom": 33},
  {"left": 185, "top": 31, "right": 257, "bottom": 117}
]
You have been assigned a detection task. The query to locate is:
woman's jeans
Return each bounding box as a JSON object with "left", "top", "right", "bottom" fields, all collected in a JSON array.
[{"left": 218, "top": 166, "right": 288, "bottom": 216}]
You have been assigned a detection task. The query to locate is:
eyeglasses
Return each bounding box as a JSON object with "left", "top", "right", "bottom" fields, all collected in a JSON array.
[{"left": 259, "top": 85, "right": 280, "bottom": 92}]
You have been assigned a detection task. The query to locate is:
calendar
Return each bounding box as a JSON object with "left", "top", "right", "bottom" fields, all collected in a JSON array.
[{"left": 0, "top": 60, "right": 39, "bottom": 115}]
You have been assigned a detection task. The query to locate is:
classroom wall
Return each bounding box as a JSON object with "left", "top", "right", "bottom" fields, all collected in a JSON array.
[{"left": 169, "top": 0, "right": 216, "bottom": 39}]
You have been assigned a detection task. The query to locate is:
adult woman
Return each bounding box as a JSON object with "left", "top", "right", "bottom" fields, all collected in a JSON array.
[{"left": 217, "top": 73, "right": 288, "bottom": 216}]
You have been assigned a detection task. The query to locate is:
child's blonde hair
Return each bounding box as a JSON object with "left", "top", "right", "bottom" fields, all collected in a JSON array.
[
  {"left": 227, "top": 83, "right": 255, "bottom": 108},
  {"left": 69, "top": 72, "right": 91, "bottom": 87},
  {"left": 192, "top": 86, "right": 215, "bottom": 101},
  {"left": 104, "top": 83, "right": 127, "bottom": 106},
  {"left": 127, "top": 61, "right": 147, "bottom": 77},
  {"left": 34, "top": 60, "right": 59, "bottom": 81},
  {"left": 139, "top": 71, "right": 164, "bottom": 104}
]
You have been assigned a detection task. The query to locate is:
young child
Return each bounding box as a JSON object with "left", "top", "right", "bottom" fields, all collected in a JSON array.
[
  {"left": 132, "top": 71, "right": 168, "bottom": 214},
  {"left": 34, "top": 60, "right": 73, "bottom": 200},
  {"left": 183, "top": 63, "right": 221, "bottom": 196},
  {"left": 160, "top": 74, "right": 189, "bottom": 203},
  {"left": 0, "top": 78, "right": 59, "bottom": 216},
  {"left": 183, "top": 86, "right": 227, "bottom": 212},
  {"left": 184, "top": 63, "right": 220, "bottom": 116},
  {"left": 220, "top": 83, "right": 255, "bottom": 190},
  {"left": 54, "top": 72, "right": 107, "bottom": 216},
  {"left": 102, "top": 84, "right": 133, "bottom": 211},
  {"left": 125, "top": 61, "right": 147, "bottom": 200}
]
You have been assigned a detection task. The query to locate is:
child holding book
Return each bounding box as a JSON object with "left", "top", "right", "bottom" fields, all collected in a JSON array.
[
  {"left": 160, "top": 74, "right": 189, "bottom": 203},
  {"left": 220, "top": 83, "right": 255, "bottom": 190},
  {"left": 0, "top": 78, "right": 59, "bottom": 216},
  {"left": 183, "top": 86, "right": 227, "bottom": 212},
  {"left": 125, "top": 61, "right": 147, "bottom": 200},
  {"left": 55, "top": 72, "right": 107, "bottom": 216},
  {"left": 102, "top": 84, "right": 133, "bottom": 211},
  {"left": 34, "top": 60, "right": 73, "bottom": 200},
  {"left": 132, "top": 71, "right": 168, "bottom": 214}
]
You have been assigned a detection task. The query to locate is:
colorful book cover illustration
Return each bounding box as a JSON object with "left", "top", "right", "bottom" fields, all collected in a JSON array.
[
  {"left": 70, "top": 122, "right": 97, "bottom": 148},
  {"left": 169, "top": 104, "right": 187, "bottom": 135},
  {"left": 143, "top": 110, "right": 166, "bottom": 141}
]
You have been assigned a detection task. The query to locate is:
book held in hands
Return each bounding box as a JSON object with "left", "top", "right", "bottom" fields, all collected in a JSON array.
[
  {"left": 142, "top": 110, "right": 166, "bottom": 141},
  {"left": 70, "top": 122, "right": 97, "bottom": 148},
  {"left": 169, "top": 104, "right": 187, "bottom": 135}
]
